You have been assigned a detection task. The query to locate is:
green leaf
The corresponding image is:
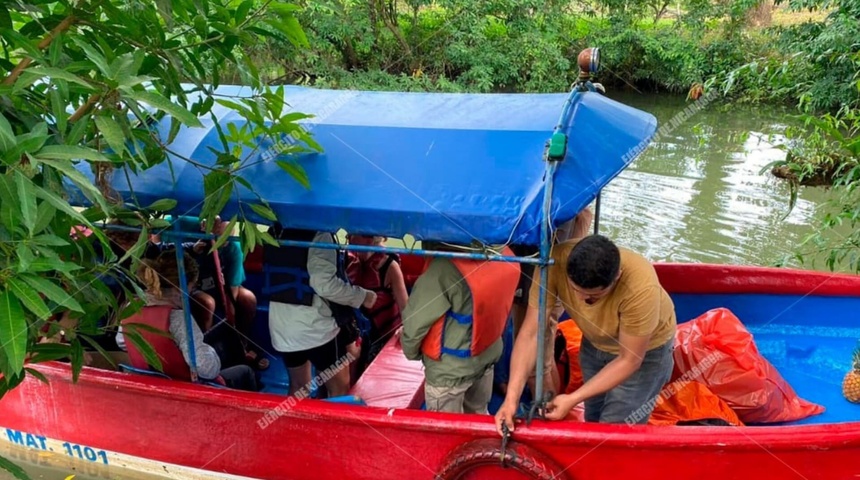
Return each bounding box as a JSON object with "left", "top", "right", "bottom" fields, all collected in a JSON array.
[
  {"left": 37, "top": 158, "right": 109, "bottom": 213},
  {"left": 0, "top": 6, "right": 12, "bottom": 30},
  {"left": 20, "top": 275, "right": 84, "bottom": 313},
  {"left": 67, "top": 114, "right": 91, "bottom": 145},
  {"left": 32, "top": 234, "right": 70, "bottom": 246},
  {"left": 29, "top": 343, "right": 72, "bottom": 363},
  {"left": 19, "top": 66, "right": 94, "bottom": 89},
  {"left": 33, "top": 183, "right": 92, "bottom": 229},
  {"left": 0, "top": 290, "right": 27, "bottom": 377},
  {"left": 15, "top": 244, "right": 33, "bottom": 272},
  {"left": 122, "top": 327, "right": 163, "bottom": 372},
  {"left": 0, "top": 174, "right": 22, "bottom": 233},
  {"left": 79, "top": 334, "right": 117, "bottom": 369},
  {"left": 37, "top": 145, "right": 111, "bottom": 162},
  {"left": 146, "top": 198, "right": 177, "bottom": 212},
  {"left": 0, "top": 112, "right": 16, "bottom": 152},
  {"left": 25, "top": 367, "right": 50, "bottom": 385},
  {"left": 14, "top": 171, "right": 36, "bottom": 236},
  {"left": 0, "top": 453, "right": 29, "bottom": 480},
  {"left": 276, "top": 160, "right": 310, "bottom": 189},
  {"left": 70, "top": 339, "right": 84, "bottom": 382},
  {"left": 28, "top": 256, "right": 83, "bottom": 276},
  {"left": 201, "top": 170, "right": 233, "bottom": 227},
  {"left": 123, "top": 89, "right": 203, "bottom": 128},
  {"left": 211, "top": 215, "right": 238, "bottom": 251},
  {"left": 249, "top": 203, "right": 278, "bottom": 222},
  {"left": 95, "top": 116, "right": 128, "bottom": 156},
  {"left": 7, "top": 278, "right": 52, "bottom": 320},
  {"left": 235, "top": 0, "right": 254, "bottom": 22},
  {"left": 71, "top": 36, "right": 111, "bottom": 77}
]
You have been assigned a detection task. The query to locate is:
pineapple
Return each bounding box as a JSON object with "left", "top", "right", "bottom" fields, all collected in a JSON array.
[{"left": 843, "top": 348, "right": 860, "bottom": 404}]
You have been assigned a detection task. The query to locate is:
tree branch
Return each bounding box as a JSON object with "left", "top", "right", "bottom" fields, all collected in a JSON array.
[
  {"left": 68, "top": 94, "right": 101, "bottom": 123},
  {"left": 3, "top": 15, "right": 77, "bottom": 85}
]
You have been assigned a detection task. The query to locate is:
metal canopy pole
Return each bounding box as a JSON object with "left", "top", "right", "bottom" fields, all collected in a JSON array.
[
  {"left": 594, "top": 192, "right": 601, "bottom": 235},
  {"left": 173, "top": 224, "right": 198, "bottom": 382},
  {"left": 532, "top": 85, "right": 580, "bottom": 418}
]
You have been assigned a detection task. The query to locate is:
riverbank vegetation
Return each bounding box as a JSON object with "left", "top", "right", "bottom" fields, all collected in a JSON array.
[{"left": 248, "top": 0, "right": 856, "bottom": 271}]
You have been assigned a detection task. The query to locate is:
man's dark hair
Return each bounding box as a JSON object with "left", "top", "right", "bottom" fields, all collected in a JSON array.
[{"left": 566, "top": 235, "right": 621, "bottom": 289}]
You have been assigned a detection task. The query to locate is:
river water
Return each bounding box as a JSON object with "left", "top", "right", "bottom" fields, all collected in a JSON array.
[{"left": 1, "top": 93, "right": 852, "bottom": 480}]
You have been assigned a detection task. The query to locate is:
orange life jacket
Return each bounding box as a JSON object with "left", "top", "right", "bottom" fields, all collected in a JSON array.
[
  {"left": 420, "top": 247, "right": 520, "bottom": 361},
  {"left": 556, "top": 319, "right": 584, "bottom": 394},
  {"left": 121, "top": 305, "right": 192, "bottom": 381}
]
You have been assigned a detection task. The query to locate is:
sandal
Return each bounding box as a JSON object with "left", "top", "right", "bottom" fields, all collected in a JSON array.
[{"left": 245, "top": 350, "right": 270, "bottom": 371}]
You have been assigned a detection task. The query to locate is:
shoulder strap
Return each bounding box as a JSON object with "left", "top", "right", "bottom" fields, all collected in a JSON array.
[{"left": 378, "top": 254, "right": 397, "bottom": 286}]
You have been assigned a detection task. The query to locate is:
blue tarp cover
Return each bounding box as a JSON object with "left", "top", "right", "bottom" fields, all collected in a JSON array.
[{"left": 73, "top": 85, "right": 657, "bottom": 245}]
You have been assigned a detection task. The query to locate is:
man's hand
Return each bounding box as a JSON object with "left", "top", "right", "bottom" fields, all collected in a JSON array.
[
  {"left": 362, "top": 290, "right": 377, "bottom": 309},
  {"left": 192, "top": 240, "right": 208, "bottom": 254},
  {"left": 494, "top": 400, "right": 519, "bottom": 436},
  {"left": 545, "top": 393, "right": 578, "bottom": 421}
]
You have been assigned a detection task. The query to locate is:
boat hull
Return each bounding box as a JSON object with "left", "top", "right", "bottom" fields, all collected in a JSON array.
[{"left": 3, "top": 263, "right": 860, "bottom": 479}]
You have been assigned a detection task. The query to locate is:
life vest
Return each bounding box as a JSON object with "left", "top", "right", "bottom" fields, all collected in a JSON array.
[
  {"left": 420, "top": 247, "right": 520, "bottom": 361},
  {"left": 121, "top": 305, "right": 192, "bottom": 381},
  {"left": 262, "top": 227, "right": 317, "bottom": 305},
  {"left": 346, "top": 252, "right": 401, "bottom": 331},
  {"left": 556, "top": 319, "right": 584, "bottom": 394}
]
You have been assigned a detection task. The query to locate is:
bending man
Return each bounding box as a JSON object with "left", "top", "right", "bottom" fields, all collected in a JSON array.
[{"left": 495, "top": 234, "right": 676, "bottom": 432}]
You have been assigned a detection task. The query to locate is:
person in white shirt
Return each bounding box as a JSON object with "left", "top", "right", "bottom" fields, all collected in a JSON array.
[{"left": 266, "top": 228, "right": 376, "bottom": 397}]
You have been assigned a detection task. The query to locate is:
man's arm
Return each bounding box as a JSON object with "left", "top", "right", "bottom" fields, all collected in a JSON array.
[
  {"left": 400, "top": 260, "right": 452, "bottom": 360},
  {"left": 307, "top": 232, "right": 369, "bottom": 308}
]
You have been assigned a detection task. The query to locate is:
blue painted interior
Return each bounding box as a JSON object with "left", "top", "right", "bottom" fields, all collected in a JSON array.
[
  {"left": 245, "top": 267, "right": 860, "bottom": 426},
  {"left": 670, "top": 292, "right": 860, "bottom": 426}
]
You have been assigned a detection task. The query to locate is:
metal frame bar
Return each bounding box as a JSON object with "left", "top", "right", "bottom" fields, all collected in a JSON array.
[
  {"left": 102, "top": 86, "right": 587, "bottom": 404},
  {"left": 173, "top": 223, "right": 199, "bottom": 382}
]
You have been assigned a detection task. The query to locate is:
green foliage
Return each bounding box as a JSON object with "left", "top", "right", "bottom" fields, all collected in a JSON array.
[
  {"left": 257, "top": 0, "right": 765, "bottom": 94},
  {"left": 0, "top": 0, "right": 312, "bottom": 412},
  {"left": 774, "top": 109, "right": 860, "bottom": 272}
]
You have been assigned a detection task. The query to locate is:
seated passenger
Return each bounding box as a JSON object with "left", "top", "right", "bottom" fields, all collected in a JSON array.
[
  {"left": 400, "top": 242, "right": 520, "bottom": 414},
  {"left": 185, "top": 215, "right": 267, "bottom": 371},
  {"left": 265, "top": 225, "right": 376, "bottom": 397},
  {"left": 135, "top": 250, "right": 258, "bottom": 391},
  {"left": 345, "top": 234, "right": 409, "bottom": 366}
]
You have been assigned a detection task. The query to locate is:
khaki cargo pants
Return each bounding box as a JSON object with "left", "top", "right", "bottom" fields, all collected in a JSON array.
[{"left": 424, "top": 367, "right": 494, "bottom": 414}]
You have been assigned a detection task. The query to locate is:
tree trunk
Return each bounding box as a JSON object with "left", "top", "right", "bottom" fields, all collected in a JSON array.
[
  {"left": 373, "top": 0, "right": 411, "bottom": 61},
  {"left": 747, "top": 0, "right": 773, "bottom": 27}
]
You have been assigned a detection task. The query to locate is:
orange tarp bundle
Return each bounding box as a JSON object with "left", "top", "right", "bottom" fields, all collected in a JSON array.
[
  {"left": 673, "top": 308, "right": 824, "bottom": 424},
  {"left": 648, "top": 380, "right": 743, "bottom": 426},
  {"left": 555, "top": 318, "right": 742, "bottom": 426}
]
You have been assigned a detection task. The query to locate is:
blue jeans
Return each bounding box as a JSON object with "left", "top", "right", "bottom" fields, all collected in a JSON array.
[{"left": 579, "top": 336, "right": 674, "bottom": 424}]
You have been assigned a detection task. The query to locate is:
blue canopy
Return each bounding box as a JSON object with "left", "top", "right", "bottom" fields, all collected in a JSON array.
[{"left": 71, "top": 85, "right": 657, "bottom": 246}]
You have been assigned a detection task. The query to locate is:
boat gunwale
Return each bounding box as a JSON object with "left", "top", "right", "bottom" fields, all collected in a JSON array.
[{"left": 23, "top": 359, "right": 860, "bottom": 453}]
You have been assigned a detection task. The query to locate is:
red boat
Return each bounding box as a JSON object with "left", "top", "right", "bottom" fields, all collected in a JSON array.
[
  {"left": 3, "top": 57, "right": 860, "bottom": 478},
  {"left": 2, "top": 264, "right": 860, "bottom": 479}
]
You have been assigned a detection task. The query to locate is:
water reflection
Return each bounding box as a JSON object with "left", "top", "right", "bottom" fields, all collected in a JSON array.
[{"left": 601, "top": 93, "right": 842, "bottom": 270}]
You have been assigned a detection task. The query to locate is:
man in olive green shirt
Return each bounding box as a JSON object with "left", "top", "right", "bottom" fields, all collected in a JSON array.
[{"left": 401, "top": 257, "right": 502, "bottom": 414}]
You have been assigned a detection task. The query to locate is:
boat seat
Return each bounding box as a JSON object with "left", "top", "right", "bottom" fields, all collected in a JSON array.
[{"left": 349, "top": 335, "right": 425, "bottom": 410}]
